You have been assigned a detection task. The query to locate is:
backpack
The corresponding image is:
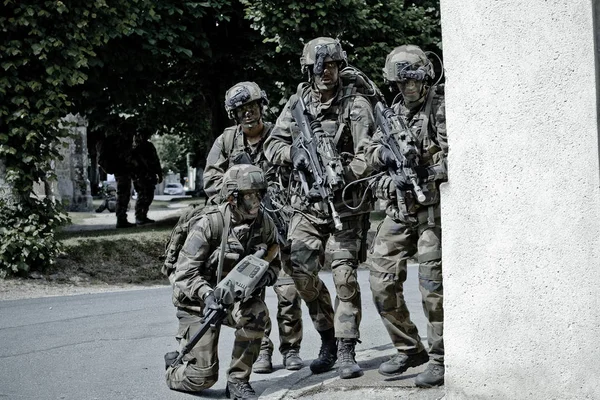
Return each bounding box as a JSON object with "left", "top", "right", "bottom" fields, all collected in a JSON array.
[
  {"left": 162, "top": 205, "right": 224, "bottom": 277},
  {"left": 338, "top": 65, "right": 386, "bottom": 110}
]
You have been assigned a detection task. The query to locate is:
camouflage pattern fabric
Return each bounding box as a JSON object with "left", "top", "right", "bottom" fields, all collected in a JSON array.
[
  {"left": 264, "top": 77, "right": 376, "bottom": 341},
  {"left": 133, "top": 173, "right": 156, "bottom": 221},
  {"left": 259, "top": 251, "right": 303, "bottom": 354},
  {"left": 114, "top": 173, "right": 132, "bottom": 220},
  {"left": 204, "top": 122, "right": 303, "bottom": 357},
  {"left": 166, "top": 203, "right": 279, "bottom": 390},
  {"left": 264, "top": 83, "right": 375, "bottom": 219},
  {"left": 365, "top": 84, "right": 446, "bottom": 365},
  {"left": 287, "top": 212, "right": 366, "bottom": 339},
  {"left": 165, "top": 299, "right": 268, "bottom": 392},
  {"left": 203, "top": 123, "right": 275, "bottom": 204}
]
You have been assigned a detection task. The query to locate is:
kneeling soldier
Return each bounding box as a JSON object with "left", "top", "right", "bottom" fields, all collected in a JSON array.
[{"left": 164, "top": 164, "right": 280, "bottom": 400}]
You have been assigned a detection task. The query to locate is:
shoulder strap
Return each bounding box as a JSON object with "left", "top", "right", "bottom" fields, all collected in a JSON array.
[
  {"left": 420, "top": 86, "right": 437, "bottom": 142},
  {"left": 222, "top": 126, "right": 239, "bottom": 159}
]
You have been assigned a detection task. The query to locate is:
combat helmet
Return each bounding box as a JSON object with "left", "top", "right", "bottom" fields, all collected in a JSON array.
[
  {"left": 220, "top": 164, "right": 267, "bottom": 200},
  {"left": 300, "top": 37, "right": 347, "bottom": 76},
  {"left": 224, "top": 81, "right": 269, "bottom": 119},
  {"left": 383, "top": 45, "right": 434, "bottom": 84}
]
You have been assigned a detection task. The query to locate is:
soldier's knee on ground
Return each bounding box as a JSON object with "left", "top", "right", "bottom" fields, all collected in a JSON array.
[
  {"left": 166, "top": 361, "right": 218, "bottom": 392},
  {"left": 332, "top": 265, "right": 359, "bottom": 301}
]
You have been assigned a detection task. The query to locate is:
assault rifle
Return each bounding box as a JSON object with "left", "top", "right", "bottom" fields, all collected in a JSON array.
[
  {"left": 374, "top": 102, "right": 426, "bottom": 203},
  {"left": 261, "top": 186, "right": 290, "bottom": 247},
  {"left": 290, "top": 95, "right": 344, "bottom": 230},
  {"left": 170, "top": 245, "right": 277, "bottom": 367}
]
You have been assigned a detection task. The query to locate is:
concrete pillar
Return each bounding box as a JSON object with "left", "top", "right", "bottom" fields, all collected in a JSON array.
[
  {"left": 440, "top": 1, "right": 600, "bottom": 398},
  {"left": 55, "top": 114, "right": 93, "bottom": 211}
]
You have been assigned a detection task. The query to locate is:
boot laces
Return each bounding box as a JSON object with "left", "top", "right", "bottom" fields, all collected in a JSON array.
[
  {"left": 338, "top": 339, "right": 356, "bottom": 364},
  {"left": 318, "top": 341, "right": 336, "bottom": 360},
  {"left": 233, "top": 381, "right": 256, "bottom": 396}
]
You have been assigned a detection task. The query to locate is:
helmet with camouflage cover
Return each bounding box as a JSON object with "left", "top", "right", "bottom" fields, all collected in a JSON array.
[
  {"left": 224, "top": 81, "right": 269, "bottom": 119},
  {"left": 220, "top": 164, "right": 267, "bottom": 200},
  {"left": 300, "top": 37, "right": 347, "bottom": 76},
  {"left": 383, "top": 45, "right": 435, "bottom": 84}
]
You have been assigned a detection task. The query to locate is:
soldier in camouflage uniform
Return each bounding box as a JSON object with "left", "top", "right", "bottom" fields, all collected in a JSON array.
[
  {"left": 264, "top": 37, "right": 375, "bottom": 379},
  {"left": 204, "top": 82, "right": 304, "bottom": 374},
  {"left": 164, "top": 164, "right": 280, "bottom": 400},
  {"left": 97, "top": 116, "right": 136, "bottom": 229},
  {"left": 131, "top": 130, "right": 163, "bottom": 225},
  {"left": 365, "top": 45, "right": 447, "bottom": 387}
]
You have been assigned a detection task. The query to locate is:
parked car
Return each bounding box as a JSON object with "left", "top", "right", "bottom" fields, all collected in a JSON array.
[{"left": 163, "top": 182, "right": 185, "bottom": 196}]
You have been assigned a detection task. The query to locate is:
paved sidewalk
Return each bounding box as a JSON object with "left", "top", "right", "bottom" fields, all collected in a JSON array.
[{"left": 260, "top": 345, "right": 445, "bottom": 400}]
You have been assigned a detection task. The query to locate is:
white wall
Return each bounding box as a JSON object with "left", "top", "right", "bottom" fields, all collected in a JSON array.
[{"left": 439, "top": 1, "right": 600, "bottom": 398}]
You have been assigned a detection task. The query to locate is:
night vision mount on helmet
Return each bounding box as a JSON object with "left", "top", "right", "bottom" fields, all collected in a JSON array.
[
  {"left": 300, "top": 37, "right": 348, "bottom": 76},
  {"left": 383, "top": 44, "right": 435, "bottom": 84}
]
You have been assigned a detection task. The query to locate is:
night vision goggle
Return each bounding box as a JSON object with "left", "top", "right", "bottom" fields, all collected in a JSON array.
[
  {"left": 312, "top": 43, "right": 346, "bottom": 76},
  {"left": 396, "top": 62, "right": 428, "bottom": 82},
  {"left": 226, "top": 87, "right": 252, "bottom": 110}
]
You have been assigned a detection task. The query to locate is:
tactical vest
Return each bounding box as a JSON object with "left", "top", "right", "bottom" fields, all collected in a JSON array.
[
  {"left": 396, "top": 84, "right": 445, "bottom": 210},
  {"left": 221, "top": 123, "right": 275, "bottom": 180}
]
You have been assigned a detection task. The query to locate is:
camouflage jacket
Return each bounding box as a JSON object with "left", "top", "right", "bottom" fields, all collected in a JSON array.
[
  {"left": 203, "top": 123, "right": 280, "bottom": 204},
  {"left": 366, "top": 85, "right": 447, "bottom": 216},
  {"left": 264, "top": 82, "right": 375, "bottom": 221},
  {"left": 171, "top": 204, "right": 280, "bottom": 313},
  {"left": 132, "top": 140, "right": 162, "bottom": 180}
]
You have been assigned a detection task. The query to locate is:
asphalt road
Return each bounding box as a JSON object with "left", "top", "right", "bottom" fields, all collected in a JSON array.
[{"left": 0, "top": 267, "right": 427, "bottom": 400}]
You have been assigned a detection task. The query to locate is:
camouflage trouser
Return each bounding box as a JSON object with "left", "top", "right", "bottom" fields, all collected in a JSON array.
[
  {"left": 260, "top": 246, "right": 303, "bottom": 355},
  {"left": 115, "top": 173, "right": 132, "bottom": 220},
  {"left": 133, "top": 174, "right": 156, "bottom": 220},
  {"left": 165, "top": 297, "right": 268, "bottom": 392},
  {"left": 288, "top": 212, "right": 364, "bottom": 339},
  {"left": 367, "top": 204, "right": 444, "bottom": 364}
]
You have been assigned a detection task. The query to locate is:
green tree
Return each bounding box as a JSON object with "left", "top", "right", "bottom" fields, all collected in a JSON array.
[
  {"left": 152, "top": 134, "right": 185, "bottom": 175},
  {"left": 241, "top": 0, "right": 441, "bottom": 103}
]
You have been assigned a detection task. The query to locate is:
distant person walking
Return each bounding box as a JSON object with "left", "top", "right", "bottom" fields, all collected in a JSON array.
[
  {"left": 131, "top": 130, "right": 163, "bottom": 225},
  {"left": 97, "top": 116, "right": 136, "bottom": 229}
]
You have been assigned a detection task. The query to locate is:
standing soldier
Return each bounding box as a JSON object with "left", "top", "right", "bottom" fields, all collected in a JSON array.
[
  {"left": 204, "top": 82, "right": 304, "bottom": 373},
  {"left": 365, "top": 44, "right": 447, "bottom": 388},
  {"left": 165, "top": 164, "right": 280, "bottom": 400},
  {"left": 264, "top": 37, "right": 375, "bottom": 379},
  {"left": 132, "top": 130, "right": 163, "bottom": 225},
  {"left": 97, "top": 116, "right": 136, "bottom": 228}
]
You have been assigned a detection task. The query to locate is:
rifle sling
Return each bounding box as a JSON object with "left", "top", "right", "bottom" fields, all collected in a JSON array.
[{"left": 216, "top": 204, "right": 231, "bottom": 284}]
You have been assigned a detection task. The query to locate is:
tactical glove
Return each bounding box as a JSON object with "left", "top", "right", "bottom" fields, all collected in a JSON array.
[
  {"left": 257, "top": 269, "right": 278, "bottom": 288},
  {"left": 378, "top": 147, "right": 398, "bottom": 170},
  {"left": 391, "top": 173, "right": 413, "bottom": 191},
  {"left": 291, "top": 146, "right": 310, "bottom": 171},
  {"left": 202, "top": 291, "right": 221, "bottom": 316},
  {"left": 375, "top": 176, "right": 396, "bottom": 200},
  {"left": 414, "top": 166, "right": 435, "bottom": 182}
]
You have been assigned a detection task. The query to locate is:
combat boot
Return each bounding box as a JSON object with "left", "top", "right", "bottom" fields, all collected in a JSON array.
[
  {"left": 252, "top": 351, "right": 273, "bottom": 374},
  {"left": 378, "top": 349, "right": 429, "bottom": 376},
  {"left": 310, "top": 328, "right": 337, "bottom": 374},
  {"left": 225, "top": 379, "right": 258, "bottom": 400},
  {"left": 415, "top": 363, "right": 445, "bottom": 388},
  {"left": 337, "top": 338, "right": 363, "bottom": 379},
  {"left": 282, "top": 349, "right": 303, "bottom": 371},
  {"left": 116, "top": 218, "right": 135, "bottom": 228},
  {"left": 164, "top": 351, "right": 179, "bottom": 370},
  {"left": 135, "top": 217, "right": 155, "bottom": 225}
]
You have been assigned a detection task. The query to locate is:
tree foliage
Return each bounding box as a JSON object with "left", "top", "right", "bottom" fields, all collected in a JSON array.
[{"left": 0, "top": 0, "right": 441, "bottom": 276}]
